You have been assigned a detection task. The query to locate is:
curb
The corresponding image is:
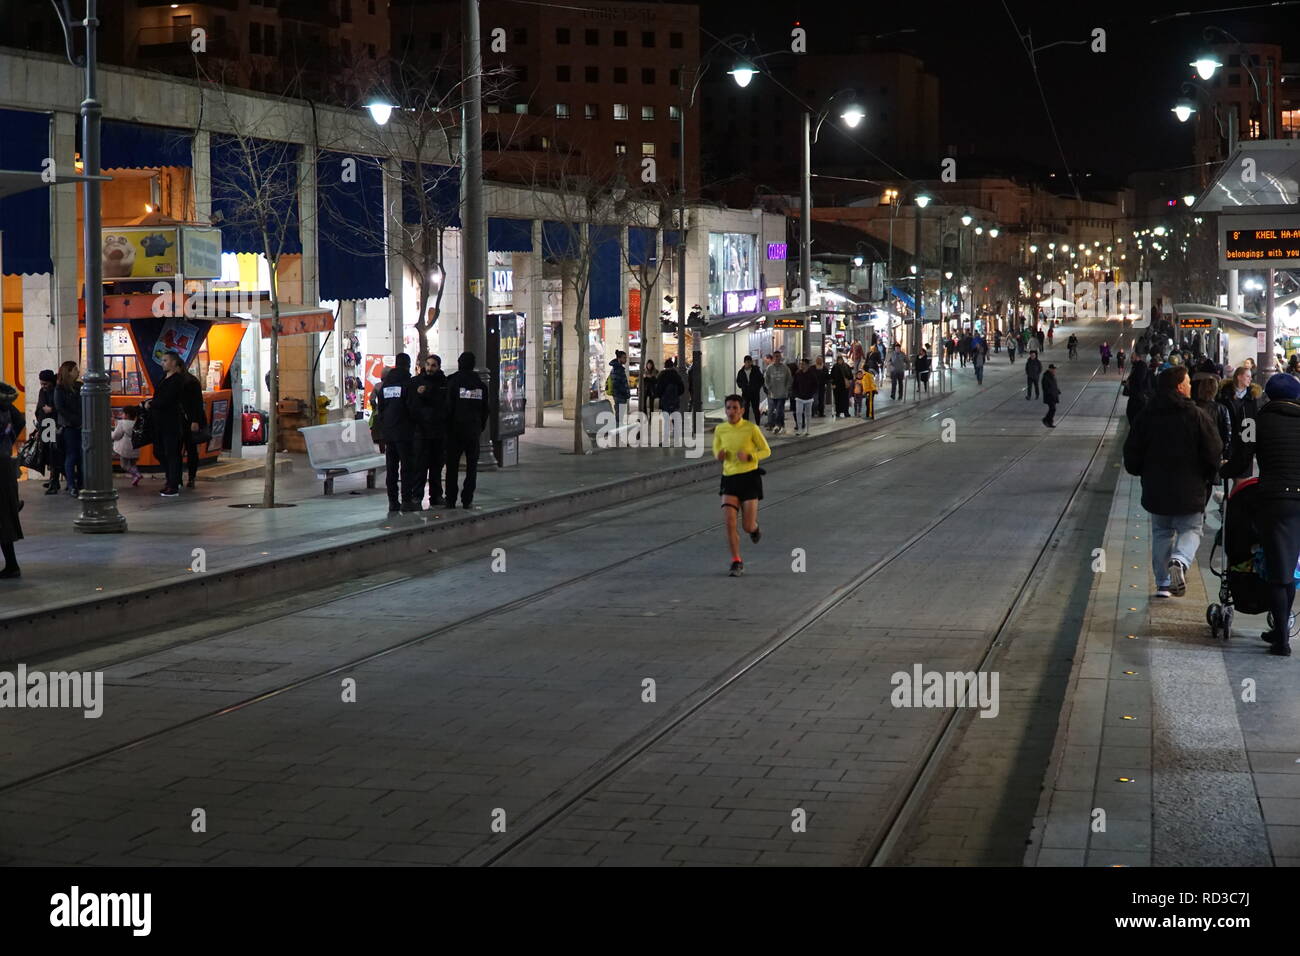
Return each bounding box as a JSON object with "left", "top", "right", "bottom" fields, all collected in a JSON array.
[{"left": 1, "top": 392, "right": 948, "bottom": 663}]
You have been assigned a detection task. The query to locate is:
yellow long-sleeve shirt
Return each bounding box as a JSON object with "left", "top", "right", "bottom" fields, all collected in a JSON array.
[{"left": 713, "top": 419, "right": 772, "bottom": 476}]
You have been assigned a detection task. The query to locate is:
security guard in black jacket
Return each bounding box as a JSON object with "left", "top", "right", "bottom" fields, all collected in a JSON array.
[
  {"left": 444, "top": 351, "right": 492, "bottom": 509},
  {"left": 376, "top": 353, "right": 416, "bottom": 513},
  {"left": 407, "top": 354, "right": 448, "bottom": 507}
]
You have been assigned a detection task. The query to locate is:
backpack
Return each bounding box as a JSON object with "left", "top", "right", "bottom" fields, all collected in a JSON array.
[{"left": 130, "top": 408, "right": 155, "bottom": 449}]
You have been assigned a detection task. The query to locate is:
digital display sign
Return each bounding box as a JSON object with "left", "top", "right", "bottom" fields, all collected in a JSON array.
[
  {"left": 1179, "top": 316, "right": 1214, "bottom": 328},
  {"left": 1218, "top": 214, "right": 1300, "bottom": 270},
  {"left": 771, "top": 317, "right": 804, "bottom": 329}
]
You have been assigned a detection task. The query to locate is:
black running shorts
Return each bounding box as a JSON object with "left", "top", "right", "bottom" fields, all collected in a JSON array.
[{"left": 720, "top": 470, "right": 764, "bottom": 502}]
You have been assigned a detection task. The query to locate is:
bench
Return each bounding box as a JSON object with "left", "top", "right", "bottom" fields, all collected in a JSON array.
[{"left": 300, "top": 421, "right": 387, "bottom": 495}]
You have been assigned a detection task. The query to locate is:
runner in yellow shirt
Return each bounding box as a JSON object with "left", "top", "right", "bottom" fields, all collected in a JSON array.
[{"left": 713, "top": 393, "right": 773, "bottom": 576}]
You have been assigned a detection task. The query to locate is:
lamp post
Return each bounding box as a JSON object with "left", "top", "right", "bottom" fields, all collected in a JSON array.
[
  {"left": 49, "top": 0, "right": 125, "bottom": 533},
  {"left": 1190, "top": 28, "right": 1275, "bottom": 139},
  {"left": 798, "top": 91, "right": 865, "bottom": 312},
  {"left": 913, "top": 192, "right": 931, "bottom": 380}
]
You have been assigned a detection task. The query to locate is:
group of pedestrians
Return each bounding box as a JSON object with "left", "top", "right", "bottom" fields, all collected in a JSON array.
[
  {"left": 372, "top": 352, "right": 492, "bottom": 515},
  {"left": 1123, "top": 350, "right": 1300, "bottom": 655}
]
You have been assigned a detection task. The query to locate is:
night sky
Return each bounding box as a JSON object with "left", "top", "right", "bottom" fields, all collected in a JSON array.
[{"left": 699, "top": 0, "right": 1300, "bottom": 182}]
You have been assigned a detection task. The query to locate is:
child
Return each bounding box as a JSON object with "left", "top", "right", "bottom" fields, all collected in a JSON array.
[
  {"left": 856, "top": 368, "right": 878, "bottom": 419},
  {"left": 112, "top": 405, "right": 143, "bottom": 486}
]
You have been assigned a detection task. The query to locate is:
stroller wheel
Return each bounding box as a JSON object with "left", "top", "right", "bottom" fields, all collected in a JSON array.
[
  {"left": 1221, "top": 605, "right": 1233, "bottom": 640},
  {"left": 1206, "top": 604, "right": 1220, "bottom": 629}
]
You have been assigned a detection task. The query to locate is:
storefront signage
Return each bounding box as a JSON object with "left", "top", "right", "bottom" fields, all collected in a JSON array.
[
  {"left": 765, "top": 297, "right": 782, "bottom": 312},
  {"left": 101, "top": 226, "right": 179, "bottom": 280},
  {"left": 1219, "top": 214, "right": 1300, "bottom": 270},
  {"left": 487, "top": 312, "right": 526, "bottom": 443},
  {"left": 766, "top": 243, "right": 787, "bottom": 260},
  {"left": 771, "top": 317, "right": 804, "bottom": 329},
  {"left": 724, "top": 290, "right": 760, "bottom": 314},
  {"left": 260, "top": 310, "right": 335, "bottom": 337},
  {"left": 182, "top": 228, "right": 223, "bottom": 279},
  {"left": 208, "top": 398, "right": 230, "bottom": 452}
]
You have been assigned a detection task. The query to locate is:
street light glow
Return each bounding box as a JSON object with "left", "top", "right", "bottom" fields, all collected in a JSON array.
[
  {"left": 366, "top": 100, "right": 395, "bottom": 126},
  {"left": 961, "top": 213, "right": 972, "bottom": 226},
  {"left": 853, "top": 255, "right": 864, "bottom": 267},
  {"left": 1183, "top": 194, "right": 1195, "bottom": 206},
  {"left": 728, "top": 62, "right": 757, "bottom": 87},
  {"left": 1190, "top": 54, "right": 1222, "bottom": 81},
  {"left": 989, "top": 227, "right": 999, "bottom": 238},
  {"left": 915, "top": 193, "right": 932, "bottom": 208},
  {"left": 841, "top": 106, "right": 865, "bottom": 128},
  {"left": 1172, "top": 100, "right": 1195, "bottom": 123}
]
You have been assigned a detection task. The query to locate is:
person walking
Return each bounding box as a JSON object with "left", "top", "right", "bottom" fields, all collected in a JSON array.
[
  {"left": 830, "top": 354, "right": 853, "bottom": 418},
  {"left": 736, "top": 355, "right": 765, "bottom": 423},
  {"left": 147, "top": 351, "right": 203, "bottom": 498},
  {"left": 914, "top": 346, "right": 932, "bottom": 395},
  {"left": 972, "top": 341, "right": 986, "bottom": 386},
  {"left": 0, "top": 381, "right": 23, "bottom": 578},
  {"left": 639, "top": 359, "right": 658, "bottom": 415},
  {"left": 850, "top": 339, "right": 865, "bottom": 373},
  {"left": 1042, "top": 364, "right": 1061, "bottom": 427},
  {"left": 1122, "top": 366, "right": 1222, "bottom": 599},
  {"left": 1252, "top": 372, "right": 1300, "bottom": 654},
  {"left": 867, "top": 344, "right": 884, "bottom": 380},
  {"left": 1067, "top": 333, "right": 1078, "bottom": 359},
  {"left": 608, "top": 350, "right": 631, "bottom": 429},
  {"left": 1117, "top": 348, "right": 1127, "bottom": 374},
  {"left": 657, "top": 358, "right": 686, "bottom": 444},
  {"left": 34, "top": 369, "right": 61, "bottom": 494},
  {"left": 714, "top": 393, "right": 771, "bottom": 577},
  {"left": 1046, "top": 325, "right": 1055, "bottom": 349},
  {"left": 376, "top": 352, "right": 417, "bottom": 513},
  {"left": 792, "top": 358, "right": 819, "bottom": 435},
  {"left": 888, "top": 345, "right": 907, "bottom": 400},
  {"left": 1100, "top": 341, "right": 1112, "bottom": 372},
  {"left": 1036, "top": 328, "right": 1046, "bottom": 352},
  {"left": 762, "top": 350, "right": 791, "bottom": 434},
  {"left": 443, "top": 351, "right": 492, "bottom": 510},
  {"left": 111, "top": 405, "right": 144, "bottom": 487},
  {"left": 407, "top": 353, "right": 448, "bottom": 507},
  {"left": 994, "top": 329, "right": 1002, "bottom": 353},
  {"left": 53, "top": 361, "right": 83, "bottom": 497},
  {"left": 1124, "top": 352, "right": 1155, "bottom": 425},
  {"left": 1007, "top": 337, "right": 1017, "bottom": 363},
  {"left": 1025, "top": 350, "right": 1042, "bottom": 400},
  {"left": 1217, "top": 367, "right": 1262, "bottom": 487}
]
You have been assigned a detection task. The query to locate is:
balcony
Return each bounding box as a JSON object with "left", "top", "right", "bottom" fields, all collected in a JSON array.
[{"left": 136, "top": 25, "right": 237, "bottom": 61}]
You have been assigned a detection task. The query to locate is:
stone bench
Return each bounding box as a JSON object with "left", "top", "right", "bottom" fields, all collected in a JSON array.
[{"left": 300, "top": 421, "right": 386, "bottom": 495}]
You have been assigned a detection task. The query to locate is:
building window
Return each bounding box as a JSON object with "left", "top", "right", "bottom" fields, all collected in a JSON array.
[
  {"left": 556, "top": 65, "right": 570, "bottom": 82},
  {"left": 585, "top": 103, "right": 598, "bottom": 120},
  {"left": 670, "top": 32, "right": 683, "bottom": 49},
  {"left": 487, "top": 104, "right": 500, "bottom": 113},
  {"left": 541, "top": 136, "right": 550, "bottom": 149},
  {"left": 1283, "top": 109, "right": 1300, "bottom": 137},
  {"left": 669, "top": 68, "right": 681, "bottom": 87},
  {"left": 249, "top": 23, "right": 261, "bottom": 54},
  {"left": 613, "top": 103, "right": 628, "bottom": 120},
  {"left": 641, "top": 105, "right": 655, "bottom": 120},
  {"left": 614, "top": 30, "right": 628, "bottom": 46},
  {"left": 641, "top": 142, "right": 656, "bottom": 156},
  {"left": 429, "top": 32, "right": 442, "bottom": 50},
  {"left": 613, "top": 67, "right": 627, "bottom": 84},
  {"left": 585, "top": 66, "right": 599, "bottom": 83},
  {"left": 669, "top": 105, "right": 681, "bottom": 120},
  {"left": 641, "top": 68, "right": 655, "bottom": 84},
  {"left": 585, "top": 28, "right": 598, "bottom": 45},
  {"left": 515, "top": 103, "right": 528, "bottom": 114},
  {"left": 642, "top": 31, "right": 656, "bottom": 48},
  {"left": 556, "top": 27, "right": 570, "bottom": 44},
  {"left": 615, "top": 142, "right": 627, "bottom": 155},
  {"left": 556, "top": 103, "right": 570, "bottom": 119},
  {"left": 670, "top": 141, "right": 680, "bottom": 158},
  {"left": 341, "top": 0, "right": 352, "bottom": 22},
  {"left": 264, "top": 24, "right": 276, "bottom": 51}
]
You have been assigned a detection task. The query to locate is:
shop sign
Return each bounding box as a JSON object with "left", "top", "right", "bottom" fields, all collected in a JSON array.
[
  {"left": 724, "top": 289, "right": 760, "bottom": 314},
  {"left": 101, "top": 226, "right": 179, "bottom": 280},
  {"left": 766, "top": 243, "right": 787, "bottom": 260},
  {"left": 182, "top": 228, "right": 223, "bottom": 279},
  {"left": 1179, "top": 317, "right": 1214, "bottom": 328},
  {"left": 260, "top": 310, "right": 335, "bottom": 337},
  {"left": 771, "top": 317, "right": 804, "bottom": 329}
]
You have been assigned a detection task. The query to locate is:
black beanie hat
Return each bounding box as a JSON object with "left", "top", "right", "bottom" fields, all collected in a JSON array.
[{"left": 395, "top": 353, "right": 411, "bottom": 368}]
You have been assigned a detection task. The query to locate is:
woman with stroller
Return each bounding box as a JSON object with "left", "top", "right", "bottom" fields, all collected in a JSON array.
[{"left": 1252, "top": 373, "right": 1300, "bottom": 655}]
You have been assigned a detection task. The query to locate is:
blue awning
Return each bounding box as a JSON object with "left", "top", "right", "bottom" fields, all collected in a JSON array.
[
  {"left": 629, "top": 227, "right": 656, "bottom": 267},
  {"left": 0, "top": 108, "right": 52, "bottom": 275},
  {"left": 317, "top": 151, "right": 389, "bottom": 301},
  {"left": 589, "top": 225, "right": 621, "bottom": 320},
  {"left": 663, "top": 229, "right": 681, "bottom": 247},
  {"left": 401, "top": 162, "right": 461, "bottom": 228},
  {"left": 210, "top": 135, "right": 303, "bottom": 256},
  {"left": 489, "top": 217, "right": 533, "bottom": 252},
  {"left": 542, "top": 220, "right": 578, "bottom": 262},
  {"left": 94, "top": 120, "right": 192, "bottom": 170},
  {"left": 889, "top": 285, "right": 923, "bottom": 316}
]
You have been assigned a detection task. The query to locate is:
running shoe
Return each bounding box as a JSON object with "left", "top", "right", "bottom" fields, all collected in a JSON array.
[
  {"left": 1168, "top": 561, "right": 1186, "bottom": 596},
  {"left": 1154, "top": 588, "right": 1172, "bottom": 599},
  {"left": 750, "top": 527, "right": 762, "bottom": 544},
  {"left": 729, "top": 560, "right": 744, "bottom": 577}
]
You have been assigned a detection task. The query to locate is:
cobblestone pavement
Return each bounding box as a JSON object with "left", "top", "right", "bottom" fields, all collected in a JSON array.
[{"left": 0, "top": 323, "right": 1142, "bottom": 865}]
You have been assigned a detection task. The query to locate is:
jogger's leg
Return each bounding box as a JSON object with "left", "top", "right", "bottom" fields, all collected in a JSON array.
[
  {"left": 722, "top": 498, "right": 741, "bottom": 560},
  {"left": 741, "top": 498, "right": 759, "bottom": 535}
]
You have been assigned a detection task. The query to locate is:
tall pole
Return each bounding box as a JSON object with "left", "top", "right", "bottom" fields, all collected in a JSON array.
[
  {"left": 74, "top": 0, "right": 125, "bottom": 534},
  {"left": 913, "top": 202, "right": 922, "bottom": 362},
  {"left": 677, "top": 78, "right": 690, "bottom": 428},
  {"left": 1261, "top": 267, "right": 1276, "bottom": 375},
  {"left": 462, "top": 0, "right": 492, "bottom": 464},
  {"left": 800, "top": 110, "right": 812, "bottom": 311}
]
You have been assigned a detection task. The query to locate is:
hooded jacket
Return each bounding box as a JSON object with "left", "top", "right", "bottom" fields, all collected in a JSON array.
[
  {"left": 376, "top": 365, "right": 414, "bottom": 442},
  {"left": 736, "top": 363, "right": 764, "bottom": 398},
  {"left": 444, "top": 353, "right": 491, "bottom": 438},
  {"left": 608, "top": 358, "right": 630, "bottom": 402},
  {"left": 657, "top": 365, "right": 685, "bottom": 412},
  {"left": 1042, "top": 369, "right": 1061, "bottom": 404},
  {"left": 1216, "top": 380, "right": 1262, "bottom": 478},
  {"left": 1123, "top": 390, "right": 1223, "bottom": 515},
  {"left": 1254, "top": 398, "right": 1300, "bottom": 498}
]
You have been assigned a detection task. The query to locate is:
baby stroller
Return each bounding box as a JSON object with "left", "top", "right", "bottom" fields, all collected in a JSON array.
[{"left": 1206, "top": 477, "right": 1299, "bottom": 640}]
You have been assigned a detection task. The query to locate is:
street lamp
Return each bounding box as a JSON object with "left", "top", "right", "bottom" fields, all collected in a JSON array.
[
  {"left": 798, "top": 88, "right": 866, "bottom": 314},
  {"left": 366, "top": 99, "right": 395, "bottom": 126},
  {"left": 1191, "top": 26, "right": 1275, "bottom": 139},
  {"left": 1190, "top": 54, "right": 1222, "bottom": 80}
]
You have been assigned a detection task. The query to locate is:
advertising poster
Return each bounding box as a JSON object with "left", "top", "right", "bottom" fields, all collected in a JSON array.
[
  {"left": 182, "top": 227, "right": 223, "bottom": 279},
  {"left": 208, "top": 399, "right": 230, "bottom": 453},
  {"left": 363, "top": 353, "right": 395, "bottom": 413},
  {"left": 487, "top": 313, "right": 526, "bottom": 442},
  {"left": 151, "top": 315, "right": 202, "bottom": 366},
  {"left": 101, "top": 226, "right": 179, "bottom": 280}
]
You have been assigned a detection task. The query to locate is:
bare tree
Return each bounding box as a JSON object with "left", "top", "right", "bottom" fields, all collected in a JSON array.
[{"left": 200, "top": 69, "right": 321, "bottom": 507}]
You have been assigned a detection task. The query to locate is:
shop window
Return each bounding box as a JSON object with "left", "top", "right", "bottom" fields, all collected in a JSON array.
[{"left": 708, "top": 232, "right": 758, "bottom": 315}]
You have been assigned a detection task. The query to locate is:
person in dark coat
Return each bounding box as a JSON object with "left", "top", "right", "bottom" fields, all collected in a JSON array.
[
  {"left": 179, "top": 368, "right": 208, "bottom": 488},
  {"left": 1024, "top": 351, "right": 1042, "bottom": 400},
  {"left": 53, "top": 361, "right": 83, "bottom": 496},
  {"left": 656, "top": 358, "right": 686, "bottom": 443},
  {"left": 1042, "top": 364, "right": 1061, "bottom": 427},
  {"left": 735, "top": 355, "right": 764, "bottom": 423},
  {"left": 146, "top": 351, "right": 204, "bottom": 497},
  {"left": 0, "top": 381, "right": 23, "bottom": 578},
  {"left": 1193, "top": 373, "right": 1232, "bottom": 470},
  {"left": 830, "top": 355, "right": 854, "bottom": 417},
  {"left": 407, "top": 354, "right": 448, "bottom": 507},
  {"left": 1123, "top": 366, "right": 1223, "bottom": 599},
  {"left": 639, "top": 359, "right": 658, "bottom": 415},
  {"left": 1216, "top": 369, "right": 1262, "bottom": 486},
  {"left": 444, "top": 351, "right": 492, "bottom": 509},
  {"left": 376, "top": 353, "right": 416, "bottom": 513},
  {"left": 1124, "top": 357, "right": 1154, "bottom": 425},
  {"left": 812, "top": 356, "right": 830, "bottom": 417},
  {"left": 34, "top": 369, "right": 61, "bottom": 494},
  {"left": 608, "top": 350, "right": 631, "bottom": 428},
  {"left": 1253, "top": 372, "right": 1300, "bottom": 654}
]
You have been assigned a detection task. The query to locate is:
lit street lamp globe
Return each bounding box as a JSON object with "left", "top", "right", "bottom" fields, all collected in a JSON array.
[
  {"left": 1190, "top": 54, "right": 1222, "bottom": 81},
  {"left": 366, "top": 100, "right": 395, "bottom": 126}
]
